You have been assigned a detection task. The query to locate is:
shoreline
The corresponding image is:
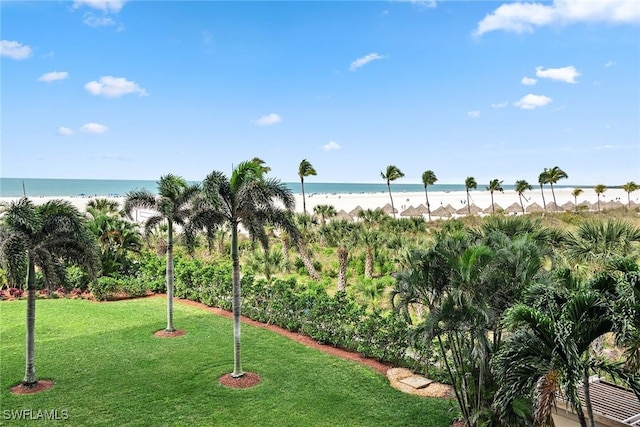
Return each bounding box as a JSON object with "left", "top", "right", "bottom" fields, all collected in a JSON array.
[{"left": 2, "top": 187, "right": 637, "bottom": 219}]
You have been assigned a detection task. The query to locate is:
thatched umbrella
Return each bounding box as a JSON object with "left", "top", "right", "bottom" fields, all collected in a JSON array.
[
  {"left": 431, "top": 205, "right": 451, "bottom": 218},
  {"left": 334, "top": 209, "right": 353, "bottom": 221},
  {"left": 400, "top": 206, "right": 421, "bottom": 217},
  {"left": 504, "top": 202, "right": 523, "bottom": 214},
  {"left": 444, "top": 204, "right": 457, "bottom": 215},
  {"left": 576, "top": 201, "right": 592, "bottom": 211},
  {"left": 349, "top": 206, "right": 364, "bottom": 218},
  {"left": 526, "top": 202, "right": 544, "bottom": 213},
  {"left": 415, "top": 204, "right": 429, "bottom": 214},
  {"left": 603, "top": 200, "right": 624, "bottom": 210},
  {"left": 546, "top": 201, "right": 561, "bottom": 212},
  {"left": 456, "top": 203, "right": 482, "bottom": 215},
  {"left": 483, "top": 204, "right": 504, "bottom": 214},
  {"left": 381, "top": 203, "right": 397, "bottom": 215},
  {"left": 561, "top": 200, "right": 576, "bottom": 211}
]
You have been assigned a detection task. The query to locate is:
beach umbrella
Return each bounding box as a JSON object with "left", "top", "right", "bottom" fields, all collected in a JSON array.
[
  {"left": 400, "top": 206, "right": 421, "bottom": 217},
  {"left": 431, "top": 205, "right": 451, "bottom": 218},
  {"left": 561, "top": 201, "right": 576, "bottom": 211},
  {"left": 483, "top": 204, "right": 504, "bottom": 214},
  {"left": 334, "top": 209, "right": 353, "bottom": 221},
  {"left": 381, "top": 203, "right": 397, "bottom": 215},
  {"left": 546, "top": 201, "right": 561, "bottom": 212},
  {"left": 577, "top": 201, "right": 592, "bottom": 211},
  {"left": 603, "top": 200, "right": 624, "bottom": 209},
  {"left": 349, "top": 206, "right": 364, "bottom": 218},
  {"left": 444, "top": 204, "right": 457, "bottom": 215},
  {"left": 526, "top": 202, "right": 544, "bottom": 213},
  {"left": 415, "top": 204, "right": 429, "bottom": 215},
  {"left": 504, "top": 202, "right": 523, "bottom": 214},
  {"left": 456, "top": 203, "right": 482, "bottom": 215}
]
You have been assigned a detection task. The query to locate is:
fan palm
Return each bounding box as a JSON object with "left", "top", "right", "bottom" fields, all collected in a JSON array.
[
  {"left": 293, "top": 213, "right": 320, "bottom": 280},
  {"left": 538, "top": 169, "right": 549, "bottom": 210},
  {"left": 298, "top": 159, "right": 317, "bottom": 215},
  {"left": 0, "top": 198, "right": 98, "bottom": 387},
  {"left": 486, "top": 179, "right": 504, "bottom": 214},
  {"left": 565, "top": 219, "right": 640, "bottom": 265},
  {"left": 622, "top": 181, "right": 639, "bottom": 208},
  {"left": 515, "top": 180, "right": 532, "bottom": 214},
  {"left": 381, "top": 165, "right": 405, "bottom": 219},
  {"left": 124, "top": 174, "right": 199, "bottom": 333},
  {"left": 313, "top": 204, "right": 336, "bottom": 224},
  {"left": 421, "top": 170, "right": 437, "bottom": 221},
  {"left": 189, "top": 159, "right": 300, "bottom": 378},
  {"left": 594, "top": 184, "right": 607, "bottom": 211},
  {"left": 465, "top": 176, "right": 477, "bottom": 215},
  {"left": 546, "top": 166, "right": 568, "bottom": 211},
  {"left": 319, "top": 220, "right": 357, "bottom": 291}
]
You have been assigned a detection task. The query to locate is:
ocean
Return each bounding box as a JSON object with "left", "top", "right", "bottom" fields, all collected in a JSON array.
[{"left": 0, "top": 177, "right": 548, "bottom": 198}]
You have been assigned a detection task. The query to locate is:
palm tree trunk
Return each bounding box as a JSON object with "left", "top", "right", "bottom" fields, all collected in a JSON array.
[
  {"left": 387, "top": 183, "right": 396, "bottom": 218},
  {"left": 364, "top": 246, "right": 373, "bottom": 279},
  {"left": 583, "top": 371, "right": 595, "bottom": 427},
  {"left": 597, "top": 196, "right": 601, "bottom": 212},
  {"left": 23, "top": 256, "right": 37, "bottom": 386},
  {"left": 519, "top": 193, "right": 525, "bottom": 214},
  {"left": 466, "top": 190, "right": 471, "bottom": 215},
  {"left": 540, "top": 184, "right": 547, "bottom": 210},
  {"left": 231, "top": 223, "right": 244, "bottom": 378},
  {"left": 551, "top": 184, "right": 558, "bottom": 211},
  {"left": 491, "top": 191, "right": 495, "bottom": 213},
  {"left": 337, "top": 246, "right": 348, "bottom": 292},
  {"left": 165, "top": 223, "right": 175, "bottom": 332},
  {"left": 424, "top": 187, "right": 431, "bottom": 221},
  {"left": 297, "top": 242, "right": 320, "bottom": 280},
  {"left": 301, "top": 178, "right": 307, "bottom": 215},
  {"left": 628, "top": 193, "right": 632, "bottom": 208}
]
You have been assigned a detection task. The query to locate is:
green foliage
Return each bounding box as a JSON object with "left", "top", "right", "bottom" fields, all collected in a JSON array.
[{"left": 64, "top": 265, "right": 91, "bottom": 291}]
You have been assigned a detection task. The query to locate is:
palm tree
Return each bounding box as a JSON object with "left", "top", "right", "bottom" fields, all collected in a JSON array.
[
  {"left": 298, "top": 159, "right": 317, "bottom": 215},
  {"left": 319, "top": 220, "right": 357, "bottom": 291},
  {"left": 293, "top": 213, "right": 320, "bottom": 280},
  {"left": 546, "top": 166, "right": 568, "bottom": 211},
  {"left": 124, "top": 174, "right": 199, "bottom": 333},
  {"left": 190, "top": 159, "right": 299, "bottom": 378},
  {"left": 313, "top": 204, "right": 336, "bottom": 224},
  {"left": 594, "top": 184, "right": 607, "bottom": 211},
  {"left": 86, "top": 198, "right": 121, "bottom": 216},
  {"left": 572, "top": 188, "right": 583, "bottom": 206},
  {"left": 465, "top": 176, "right": 477, "bottom": 215},
  {"left": 515, "top": 179, "right": 532, "bottom": 214},
  {"left": 421, "top": 170, "right": 437, "bottom": 221},
  {"left": 486, "top": 179, "right": 504, "bottom": 214},
  {"left": 623, "top": 181, "right": 639, "bottom": 208},
  {"left": 0, "top": 198, "right": 98, "bottom": 387},
  {"left": 538, "top": 168, "right": 549, "bottom": 210},
  {"left": 381, "top": 165, "right": 404, "bottom": 219}
]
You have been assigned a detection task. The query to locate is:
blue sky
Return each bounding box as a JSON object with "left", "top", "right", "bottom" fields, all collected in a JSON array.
[{"left": 1, "top": 0, "right": 639, "bottom": 186}]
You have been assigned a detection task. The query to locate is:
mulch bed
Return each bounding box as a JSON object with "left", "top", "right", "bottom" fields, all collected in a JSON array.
[
  {"left": 153, "top": 329, "right": 187, "bottom": 338},
  {"left": 219, "top": 372, "right": 261, "bottom": 388},
  {"left": 11, "top": 380, "right": 54, "bottom": 395}
]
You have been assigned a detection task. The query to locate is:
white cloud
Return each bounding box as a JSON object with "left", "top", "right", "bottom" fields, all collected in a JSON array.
[
  {"left": 253, "top": 113, "right": 282, "bottom": 126},
  {"left": 536, "top": 66, "right": 581, "bottom": 83},
  {"left": 0, "top": 40, "right": 32, "bottom": 60},
  {"left": 84, "top": 76, "right": 147, "bottom": 98},
  {"left": 83, "top": 14, "right": 116, "bottom": 27},
  {"left": 80, "top": 123, "right": 109, "bottom": 133},
  {"left": 322, "top": 141, "right": 342, "bottom": 151},
  {"left": 57, "top": 126, "right": 74, "bottom": 136},
  {"left": 514, "top": 94, "right": 552, "bottom": 110},
  {"left": 467, "top": 110, "right": 481, "bottom": 118},
  {"left": 474, "top": 0, "right": 640, "bottom": 37},
  {"left": 349, "top": 53, "right": 385, "bottom": 71},
  {"left": 521, "top": 77, "right": 537, "bottom": 85},
  {"left": 604, "top": 60, "right": 616, "bottom": 67},
  {"left": 73, "top": 0, "right": 126, "bottom": 13},
  {"left": 491, "top": 101, "right": 509, "bottom": 108},
  {"left": 39, "top": 71, "right": 69, "bottom": 83}
]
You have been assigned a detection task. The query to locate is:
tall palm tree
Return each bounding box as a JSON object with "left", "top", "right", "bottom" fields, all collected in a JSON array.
[
  {"left": 0, "top": 198, "right": 98, "bottom": 387},
  {"left": 190, "top": 159, "right": 299, "bottom": 378},
  {"left": 594, "top": 184, "right": 607, "bottom": 212},
  {"left": 298, "top": 159, "right": 317, "bottom": 215},
  {"left": 546, "top": 166, "right": 568, "bottom": 211},
  {"left": 486, "top": 179, "right": 504, "bottom": 214},
  {"left": 381, "top": 165, "right": 404, "bottom": 219},
  {"left": 465, "top": 176, "right": 477, "bottom": 215},
  {"left": 421, "top": 170, "right": 437, "bottom": 221},
  {"left": 572, "top": 188, "right": 584, "bottom": 206},
  {"left": 515, "top": 179, "right": 532, "bottom": 214},
  {"left": 538, "top": 168, "right": 549, "bottom": 210},
  {"left": 623, "top": 181, "right": 639, "bottom": 208},
  {"left": 124, "top": 174, "right": 199, "bottom": 333}
]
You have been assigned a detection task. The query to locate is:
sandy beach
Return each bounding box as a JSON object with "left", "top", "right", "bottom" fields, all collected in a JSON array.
[{"left": 1, "top": 187, "right": 636, "bottom": 221}]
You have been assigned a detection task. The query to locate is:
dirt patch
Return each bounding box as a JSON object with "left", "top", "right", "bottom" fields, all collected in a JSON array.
[
  {"left": 153, "top": 329, "right": 187, "bottom": 338},
  {"left": 11, "top": 380, "right": 54, "bottom": 395},
  {"left": 219, "top": 372, "right": 261, "bottom": 389}
]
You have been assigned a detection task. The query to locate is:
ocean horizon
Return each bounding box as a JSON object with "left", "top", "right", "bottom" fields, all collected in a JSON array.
[{"left": 0, "top": 177, "right": 579, "bottom": 198}]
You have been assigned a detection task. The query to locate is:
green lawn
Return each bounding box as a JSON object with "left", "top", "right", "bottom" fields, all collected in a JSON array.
[{"left": 0, "top": 298, "right": 456, "bottom": 426}]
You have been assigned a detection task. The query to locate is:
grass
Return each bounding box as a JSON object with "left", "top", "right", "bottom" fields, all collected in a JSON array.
[{"left": 0, "top": 298, "right": 456, "bottom": 426}]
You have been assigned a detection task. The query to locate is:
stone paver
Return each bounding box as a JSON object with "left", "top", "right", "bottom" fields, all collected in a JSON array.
[{"left": 399, "top": 375, "right": 433, "bottom": 389}]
